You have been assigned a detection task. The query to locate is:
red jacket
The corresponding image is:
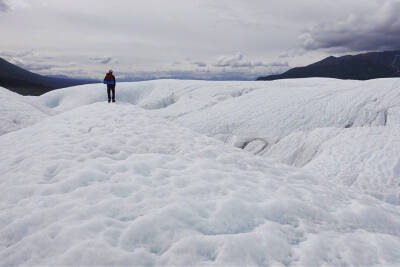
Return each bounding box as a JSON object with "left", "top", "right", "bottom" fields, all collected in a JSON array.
[{"left": 104, "top": 73, "right": 116, "bottom": 85}]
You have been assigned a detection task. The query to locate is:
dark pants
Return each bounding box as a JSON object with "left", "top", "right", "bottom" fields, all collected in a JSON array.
[{"left": 107, "top": 85, "right": 115, "bottom": 101}]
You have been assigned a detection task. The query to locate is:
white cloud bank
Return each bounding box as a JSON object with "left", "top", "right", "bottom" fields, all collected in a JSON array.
[{"left": 1, "top": 0, "right": 399, "bottom": 80}]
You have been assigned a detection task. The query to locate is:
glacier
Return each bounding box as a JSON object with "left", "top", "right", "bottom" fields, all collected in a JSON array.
[{"left": 0, "top": 78, "right": 399, "bottom": 266}]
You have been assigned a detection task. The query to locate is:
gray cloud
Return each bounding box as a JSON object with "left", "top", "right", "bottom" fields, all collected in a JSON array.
[
  {"left": 90, "top": 56, "right": 118, "bottom": 65},
  {"left": 191, "top": 61, "right": 207, "bottom": 67},
  {"left": 213, "top": 52, "right": 288, "bottom": 69},
  {"left": 14, "top": 61, "right": 57, "bottom": 71},
  {"left": 0, "top": 50, "right": 35, "bottom": 59},
  {"left": 0, "top": 0, "right": 9, "bottom": 12},
  {"left": 214, "top": 53, "right": 251, "bottom": 68},
  {"left": 0, "top": 50, "right": 54, "bottom": 71},
  {"left": 0, "top": 49, "right": 88, "bottom": 77},
  {"left": 13, "top": 59, "right": 78, "bottom": 74},
  {"left": 301, "top": 0, "right": 400, "bottom": 52}
]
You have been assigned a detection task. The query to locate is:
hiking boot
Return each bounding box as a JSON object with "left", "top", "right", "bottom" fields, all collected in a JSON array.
[{"left": 112, "top": 99, "right": 115, "bottom": 102}]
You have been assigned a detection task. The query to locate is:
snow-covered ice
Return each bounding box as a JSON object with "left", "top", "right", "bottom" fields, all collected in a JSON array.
[
  {"left": 0, "top": 88, "right": 49, "bottom": 136},
  {"left": 34, "top": 78, "right": 400, "bottom": 203},
  {"left": 1, "top": 78, "right": 400, "bottom": 266},
  {"left": 265, "top": 126, "right": 400, "bottom": 205}
]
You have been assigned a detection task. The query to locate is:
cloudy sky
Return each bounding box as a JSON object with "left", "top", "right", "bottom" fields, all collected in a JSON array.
[{"left": 0, "top": 0, "right": 399, "bottom": 80}]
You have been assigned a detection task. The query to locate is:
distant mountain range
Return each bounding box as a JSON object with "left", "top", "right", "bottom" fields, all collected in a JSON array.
[
  {"left": 257, "top": 51, "right": 400, "bottom": 81},
  {"left": 0, "top": 57, "right": 97, "bottom": 95}
]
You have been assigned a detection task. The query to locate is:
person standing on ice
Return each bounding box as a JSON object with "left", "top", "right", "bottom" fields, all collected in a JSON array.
[{"left": 103, "top": 70, "right": 116, "bottom": 103}]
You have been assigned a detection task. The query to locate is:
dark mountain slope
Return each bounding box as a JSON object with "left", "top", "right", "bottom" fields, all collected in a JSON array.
[
  {"left": 0, "top": 57, "right": 96, "bottom": 95},
  {"left": 257, "top": 51, "right": 400, "bottom": 81}
]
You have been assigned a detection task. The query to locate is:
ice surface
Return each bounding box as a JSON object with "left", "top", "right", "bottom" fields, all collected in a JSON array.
[
  {"left": 1, "top": 79, "right": 400, "bottom": 266},
  {"left": 0, "top": 87, "right": 49, "bottom": 136},
  {"left": 34, "top": 78, "right": 400, "bottom": 203},
  {"left": 36, "top": 78, "right": 400, "bottom": 139},
  {"left": 265, "top": 127, "right": 400, "bottom": 205}
]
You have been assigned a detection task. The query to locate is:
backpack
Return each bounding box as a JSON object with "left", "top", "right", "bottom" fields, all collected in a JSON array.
[{"left": 104, "top": 73, "right": 114, "bottom": 81}]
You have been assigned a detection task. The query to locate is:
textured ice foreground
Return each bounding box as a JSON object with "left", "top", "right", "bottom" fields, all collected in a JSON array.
[
  {"left": 1, "top": 102, "right": 399, "bottom": 266},
  {"left": 0, "top": 79, "right": 400, "bottom": 266},
  {"left": 34, "top": 78, "right": 400, "bottom": 203}
]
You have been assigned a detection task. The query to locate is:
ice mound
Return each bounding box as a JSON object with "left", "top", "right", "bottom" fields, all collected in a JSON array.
[
  {"left": 37, "top": 78, "right": 400, "bottom": 139},
  {"left": 1, "top": 102, "right": 399, "bottom": 266},
  {"left": 0, "top": 87, "right": 49, "bottom": 136}
]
